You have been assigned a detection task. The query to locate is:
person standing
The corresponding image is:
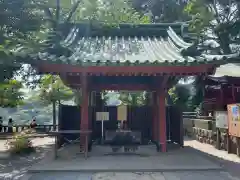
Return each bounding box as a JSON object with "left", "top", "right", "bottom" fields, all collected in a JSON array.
[{"left": 8, "top": 118, "right": 13, "bottom": 133}]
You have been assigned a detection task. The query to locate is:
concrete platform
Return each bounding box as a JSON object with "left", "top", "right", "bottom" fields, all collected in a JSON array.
[
  {"left": 28, "top": 145, "right": 222, "bottom": 173},
  {"left": 25, "top": 171, "right": 238, "bottom": 180}
]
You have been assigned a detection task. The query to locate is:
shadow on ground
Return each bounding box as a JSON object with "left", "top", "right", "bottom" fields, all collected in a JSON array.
[
  {"left": 184, "top": 138, "right": 240, "bottom": 178},
  {"left": 0, "top": 144, "right": 53, "bottom": 180}
]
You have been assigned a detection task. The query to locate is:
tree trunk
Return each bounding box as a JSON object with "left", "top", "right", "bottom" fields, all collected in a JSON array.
[{"left": 52, "top": 100, "right": 56, "bottom": 130}]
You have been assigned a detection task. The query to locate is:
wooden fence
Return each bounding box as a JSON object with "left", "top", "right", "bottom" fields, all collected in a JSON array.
[{"left": 183, "top": 112, "right": 240, "bottom": 157}]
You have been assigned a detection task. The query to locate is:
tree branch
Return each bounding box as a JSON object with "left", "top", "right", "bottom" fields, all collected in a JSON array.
[{"left": 65, "top": 0, "right": 81, "bottom": 23}]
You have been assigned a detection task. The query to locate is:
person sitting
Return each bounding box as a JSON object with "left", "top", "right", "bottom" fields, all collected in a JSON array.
[
  {"left": 8, "top": 118, "right": 13, "bottom": 133},
  {"left": 30, "top": 118, "right": 37, "bottom": 129}
]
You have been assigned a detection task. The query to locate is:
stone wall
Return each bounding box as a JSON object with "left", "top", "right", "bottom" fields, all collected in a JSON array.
[{"left": 183, "top": 117, "right": 239, "bottom": 156}]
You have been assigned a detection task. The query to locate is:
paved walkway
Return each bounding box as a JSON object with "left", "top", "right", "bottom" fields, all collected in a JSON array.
[
  {"left": 28, "top": 144, "right": 222, "bottom": 172},
  {"left": 28, "top": 171, "right": 238, "bottom": 180},
  {"left": 27, "top": 138, "right": 240, "bottom": 180},
  {"left": 1, "top": 137, "right": 240, "bottom": 180},
  {"left": 184, "top": 138, "right": 240, "bottom": 178}
]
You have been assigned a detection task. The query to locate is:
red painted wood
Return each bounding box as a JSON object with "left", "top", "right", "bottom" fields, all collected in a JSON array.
[
  {"left": 80, "top": 74, "right": 89, "bottom": 148},
  {"left": 158, "top": 89, "right": 167, "bottom": 152},
  {"left": 82, "top": 84, "right": 151, "bottom": 91},
  {"left": 152, "top": 92, "right": 158, "bottom": 141},
  {"left": 36, "top": 63, "right": 214, "bottom": 75}
]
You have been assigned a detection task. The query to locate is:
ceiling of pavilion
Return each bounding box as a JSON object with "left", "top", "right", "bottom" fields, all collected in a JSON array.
[{"left": 14, "top": 23, "right": 240, "bottom": 66}]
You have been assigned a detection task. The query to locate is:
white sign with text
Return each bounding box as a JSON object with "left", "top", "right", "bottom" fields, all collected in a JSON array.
[
  {"left": 215, "top": 111, "right": 228, "bottom": 129},
  {"left": 96, "top": 112, "right": 109, "bottom": 121}
]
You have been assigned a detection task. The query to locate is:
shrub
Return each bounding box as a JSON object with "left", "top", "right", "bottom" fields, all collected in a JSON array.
[{"left": 6, "top": 133, "right": 35, "bottom": 155}]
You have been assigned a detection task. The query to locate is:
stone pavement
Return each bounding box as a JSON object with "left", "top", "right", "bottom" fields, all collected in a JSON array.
[
  {"left": 10, "top": 137, "right": 240, "bottom": 180},
  {"left": 28, "top": 171, "right": 239, "bottom": 180},
  {"left": 184, "top": 138, "right": 240, "bottom": 163},
  {"left": 184, "top": 138, "right": 240, "bottom": 178},
  {"left": 28, "top": 145, "right": 222, "bottom": 172}
]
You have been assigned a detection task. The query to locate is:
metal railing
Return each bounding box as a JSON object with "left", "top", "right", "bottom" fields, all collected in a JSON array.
[
  {"left": 183, "top": 111, "right": 214, "bottom": 120},
  {"left": 182, "top": 112, "right": 198, "bottom": 119},
  {"left": 0, "top": 124, "right": 58, "bottom": 134}
]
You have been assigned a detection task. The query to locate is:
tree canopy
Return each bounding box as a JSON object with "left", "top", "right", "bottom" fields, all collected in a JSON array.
[
  {"left": 133, "top": 0, "right": 190, "bottom": 22},
  {"left": 0, "top": 79, "right": 23, "bottom": 107},
  {"left": 184, "top": 0, "right": 240, "bottom": 54},
  {"left": 119, "top": 91, "right": 147, "bottom": 106},
  {"left": 37, "top": 75, "right": 73, "bottom": 104}
]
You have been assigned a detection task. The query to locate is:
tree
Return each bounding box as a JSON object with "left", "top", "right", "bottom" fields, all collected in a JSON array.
[
  {"left": 184, "top": 0, "right": 240, "bottom": 54},
  {"left": 132, "top": 0, "right": 190, "bottom": 22},
  {"left": 119, "top": 91, "right": 147, "bottom": 106},
  {"left": 168, "top": 84, "right": 192, "bottom": 110},
  {"left": 37, "top": 75, "right": 74, "bottom": 128},
  {"left": 77, "top": 0, "right": 150, "bottom": 24},
  {"left": 0, "top": 79, "right": 24, "bottom": 107},
  {"left": 182, "top": 0, "right": 240, "bottom": 112},
  {"left": 0, "top": 0, "right": 44, "bottom": 82}
]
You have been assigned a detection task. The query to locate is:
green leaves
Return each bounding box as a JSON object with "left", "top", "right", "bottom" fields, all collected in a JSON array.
[
  {"left": 119, "top": 91, "right": 147, "bottom": 106},
  {"left": 0, "top": 79, "right": 24, "bottom": 107},
  {"left": 73, "top": 0, "right": 150, "bottom": 24},
  {"left": 0, "top": 0, "right": 47, "bottom": 81},
  {"left": 184, "top": 0, "right": 214, "bottom": 35},
  {"left": 168, "top": 85, "right": 191, "bottom": 110},
  {"left": 38, "top": 75, "right": 74, "bottom": 104},
  {"left": 184, "top": 0, "right": 240, "bottom": 54}
]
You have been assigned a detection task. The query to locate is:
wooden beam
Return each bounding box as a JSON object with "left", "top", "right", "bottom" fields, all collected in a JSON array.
[
  {"left": 36, "top": 63, "right": 214, "bottom": 75},
  {"left": 67, "top": 84, "right": 151, "bottom": 91},
  {"left": 90, "top": 84, "right": 151, "bottom": 91}
]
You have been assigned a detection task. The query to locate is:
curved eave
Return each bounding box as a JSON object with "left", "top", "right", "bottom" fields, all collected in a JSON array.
[
  {"left": 15, "top": 53, "right": 237, "bottom": 67},
  {"left": 167, "top": 27, "right": 193, "bottom": 49}
]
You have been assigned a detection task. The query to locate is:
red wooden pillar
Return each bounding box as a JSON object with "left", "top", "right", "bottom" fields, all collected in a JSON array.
[
  {"left": 88, "top": 91, "right": 92, "bottom": 131},
  {"left": 80, "top": 73, "right": 89, "bottom": 149},
  {"left": 152, "top": 91, "right": 158, "bottom": 141},
  {"left": 158, "top": 88, "right": 167, "bottom": 152}
]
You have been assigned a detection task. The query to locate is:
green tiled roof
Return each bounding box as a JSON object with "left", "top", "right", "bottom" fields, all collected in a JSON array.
[
  {"left": 38, "top": 28, "right": 195, "bottom": 65},
  {"left": 15, "top": 23, "right": 240, "bottom": 66}
]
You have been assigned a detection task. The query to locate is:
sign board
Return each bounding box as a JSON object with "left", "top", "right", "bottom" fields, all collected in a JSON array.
[
  {"left": 117, "top": 104, "right": 127, "bottom": 121},
  {"left": 96, "top": 112, "right": 109, "bottom": 121},
  {"left": 215, "top": 111, "right": 228, "bottom": 129},
  {"left": 227, "top": 104, "right": 240, "bottom": 137}
]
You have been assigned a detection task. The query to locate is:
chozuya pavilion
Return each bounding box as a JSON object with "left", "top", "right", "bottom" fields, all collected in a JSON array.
[{"left": 14, "top": 23, "right": 238, "bottom": 152}]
